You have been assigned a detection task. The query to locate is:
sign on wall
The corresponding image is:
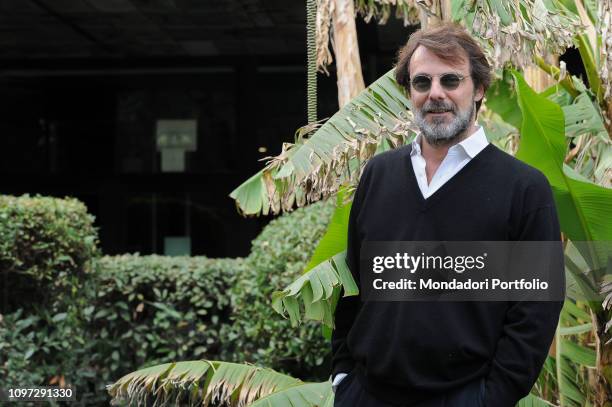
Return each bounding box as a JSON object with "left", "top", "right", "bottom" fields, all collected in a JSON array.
[{"left": 156, "top": 119, "right": 197, "bottom": 172}]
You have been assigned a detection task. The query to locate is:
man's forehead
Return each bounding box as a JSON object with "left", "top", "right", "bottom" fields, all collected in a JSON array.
[{"left": 409, "top": 45, "right": 469, "bottom": 74}]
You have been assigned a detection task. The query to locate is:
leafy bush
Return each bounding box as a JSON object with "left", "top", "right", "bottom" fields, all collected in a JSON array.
[
  {"left": 0, "top": 194, "right": 336, "bottom": 405},
  {"left": 1, "top": 255, "right": 244, "bottom": 405},
  {"left": 0, "top": 195, "right": 98, "bottom": 314},
  {"left": 0, "top": 310, "right": 46, "bottom": 387},
  {"left": 0, "top": 305, "right": 102, "bottom": 405},
  {"left": 222, "top": 199, "right": 335, "bottom": 381},
  {"left": 92, "top": 255, "right": 242, "bottom": 371},
  {"left": 0, "top": 195, "right": 101, "bottom": 404}
]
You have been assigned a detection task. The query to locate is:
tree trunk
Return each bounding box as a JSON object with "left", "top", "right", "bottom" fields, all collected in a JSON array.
[
  {"left": 331, "top": 0, "right": 365, "bottom": 108},
  {"left": 524, "top": 62, "right": 556, "bottom": 92}
]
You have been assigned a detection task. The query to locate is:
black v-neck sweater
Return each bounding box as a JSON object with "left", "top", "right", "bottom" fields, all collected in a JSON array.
[{"left": 331, "top": 144, "right": 564, "bottom": 407}]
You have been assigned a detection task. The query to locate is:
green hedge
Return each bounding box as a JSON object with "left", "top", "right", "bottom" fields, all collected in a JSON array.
[
  {"left": 1, "top": 255, "right": 245, "bottom": 405},
  {"left": 0, "top": 194, "right": 336, "bottom": 404},
  {"left": 0, "top": 195, "right": 98, "bottom": 314},
  {"left": 222, "top": 199, "right": 335, "bottom": 380},
  {"left": 92, "top": 255, "right": 243, "bottom": 373}
]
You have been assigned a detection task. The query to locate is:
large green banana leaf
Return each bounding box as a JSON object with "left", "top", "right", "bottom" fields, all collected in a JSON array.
[
  {"left": 512, "top": 70, "right": 612, "bottom": 305},
  {"left": 488, "top": 68, "right": 610, "bottom": 191},
  {"left": 513, "top": 72, "right": 612, "bottom": 241},
  {"left": 107, "top": 360, "right": 331, "bottom": 407},
  {"left": 303, "top": 190, "right": 352, "bottom": 273},
  {"left": 485, "top": 72, "right": 523, "bottom": 130}
]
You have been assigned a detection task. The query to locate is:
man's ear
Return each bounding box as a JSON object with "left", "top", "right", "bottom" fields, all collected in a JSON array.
[{"left": 474, "top": 85, "right": 484, "bottom": 102}]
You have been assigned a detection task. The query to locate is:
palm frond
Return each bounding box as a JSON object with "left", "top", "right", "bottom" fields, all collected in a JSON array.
[
  {"left": 271, "top": 251, "right": 357, "bottom": 329},
  {"left": 230, "top": 70, "right": 416, "bottom": 216},
  {"left": 107, "top": 360, "right": 303, "bottom": 407},
  {"left": 451, "top": 0, "right": 581, "bottom": 71}
]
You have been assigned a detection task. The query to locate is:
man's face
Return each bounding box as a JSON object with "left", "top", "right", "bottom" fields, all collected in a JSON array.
[{"left": 408, "top": 46, "right": 484, "bottom": 145}]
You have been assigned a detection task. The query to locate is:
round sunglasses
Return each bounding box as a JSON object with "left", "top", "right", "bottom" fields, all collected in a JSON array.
[{"left": 410, "top": 73, "right": 468, "bottom": 93}]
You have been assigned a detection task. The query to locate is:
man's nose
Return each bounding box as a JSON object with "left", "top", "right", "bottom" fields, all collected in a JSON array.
[{"left": 428, "top": 78, "right": 446, "bottom": 100}]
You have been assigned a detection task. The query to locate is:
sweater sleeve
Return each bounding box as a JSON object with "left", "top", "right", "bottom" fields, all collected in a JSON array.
[
  {"left": 484, "top": 197, "right": 565, "bottom": 405},
  {"left": 330, "top": 163, "right": 371, "bottom": 378}
]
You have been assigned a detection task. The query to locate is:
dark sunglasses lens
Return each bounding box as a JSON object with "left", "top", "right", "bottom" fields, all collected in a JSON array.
[
  {"left": 411, "top": 76, "right": 431, "bottom": 92},
  {"left": 441, "top": 74, "right": 461, "bottom": 90}
]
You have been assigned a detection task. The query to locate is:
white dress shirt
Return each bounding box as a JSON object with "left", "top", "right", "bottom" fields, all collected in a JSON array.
[
  {"left": 331, "top": 126, "right": 489, "bottom": 393},
  {"left": 410, "top": 126, "right": 489, "bottom": 198}
]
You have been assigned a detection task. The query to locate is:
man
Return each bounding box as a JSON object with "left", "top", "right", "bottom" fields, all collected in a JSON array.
[{"left": 331, "top": 23, "right": 563, "bottom": 407}]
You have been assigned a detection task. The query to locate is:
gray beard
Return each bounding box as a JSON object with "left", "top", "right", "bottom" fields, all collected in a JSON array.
[{"left": 414, "top": 100, "right": 474, "bottom": 146}]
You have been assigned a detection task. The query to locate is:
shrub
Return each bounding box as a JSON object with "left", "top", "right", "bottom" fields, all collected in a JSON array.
[
  {"left": 1, "top": 255, "right": 244, "bottom": 405},
  {"left": 92, "top": 255, "right": 242, "bottom": 369},
  {"left": 0, "top": 310, "right": 46, "bottom": 387},
  {"left": 0, "top": 194, "right": 101, "bottom": 404},
  {"left": 222, "top": 199, "right": 335, "bottom": 381},
  {"left": 0, "top": 194, "right": 337, "bottom": 404},
  {"left": 0, "top": 194, "right": 98, "bottom": 314}
]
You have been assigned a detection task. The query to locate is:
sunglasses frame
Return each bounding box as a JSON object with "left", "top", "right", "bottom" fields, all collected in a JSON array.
[{"left": 409, "top": 73, "right": 468, "bottom": 93}]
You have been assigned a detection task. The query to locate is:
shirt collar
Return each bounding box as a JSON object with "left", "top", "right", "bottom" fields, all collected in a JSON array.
[
  {"left": 410, "top": 134, "right": 422, "bottom": 156},
  {"left": 410, "top": 125, "right": 489, "bottom": 158},
  {"left": 456, "top": 126, "right": 489, "bottom": 158}
]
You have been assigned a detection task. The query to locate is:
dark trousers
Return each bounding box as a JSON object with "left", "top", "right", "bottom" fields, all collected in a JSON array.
[{"left": 333, "top": 371, "right": 485, "bottom": 407}]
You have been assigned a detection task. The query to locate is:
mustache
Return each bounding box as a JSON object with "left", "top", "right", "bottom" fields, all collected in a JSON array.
[{"left": 422, "top": 101, "right": 456, "bottom": 113}]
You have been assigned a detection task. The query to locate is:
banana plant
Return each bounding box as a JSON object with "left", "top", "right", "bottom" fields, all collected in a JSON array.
[{"left": 107, "top": 360, "right": 332, "bottom": 407}]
